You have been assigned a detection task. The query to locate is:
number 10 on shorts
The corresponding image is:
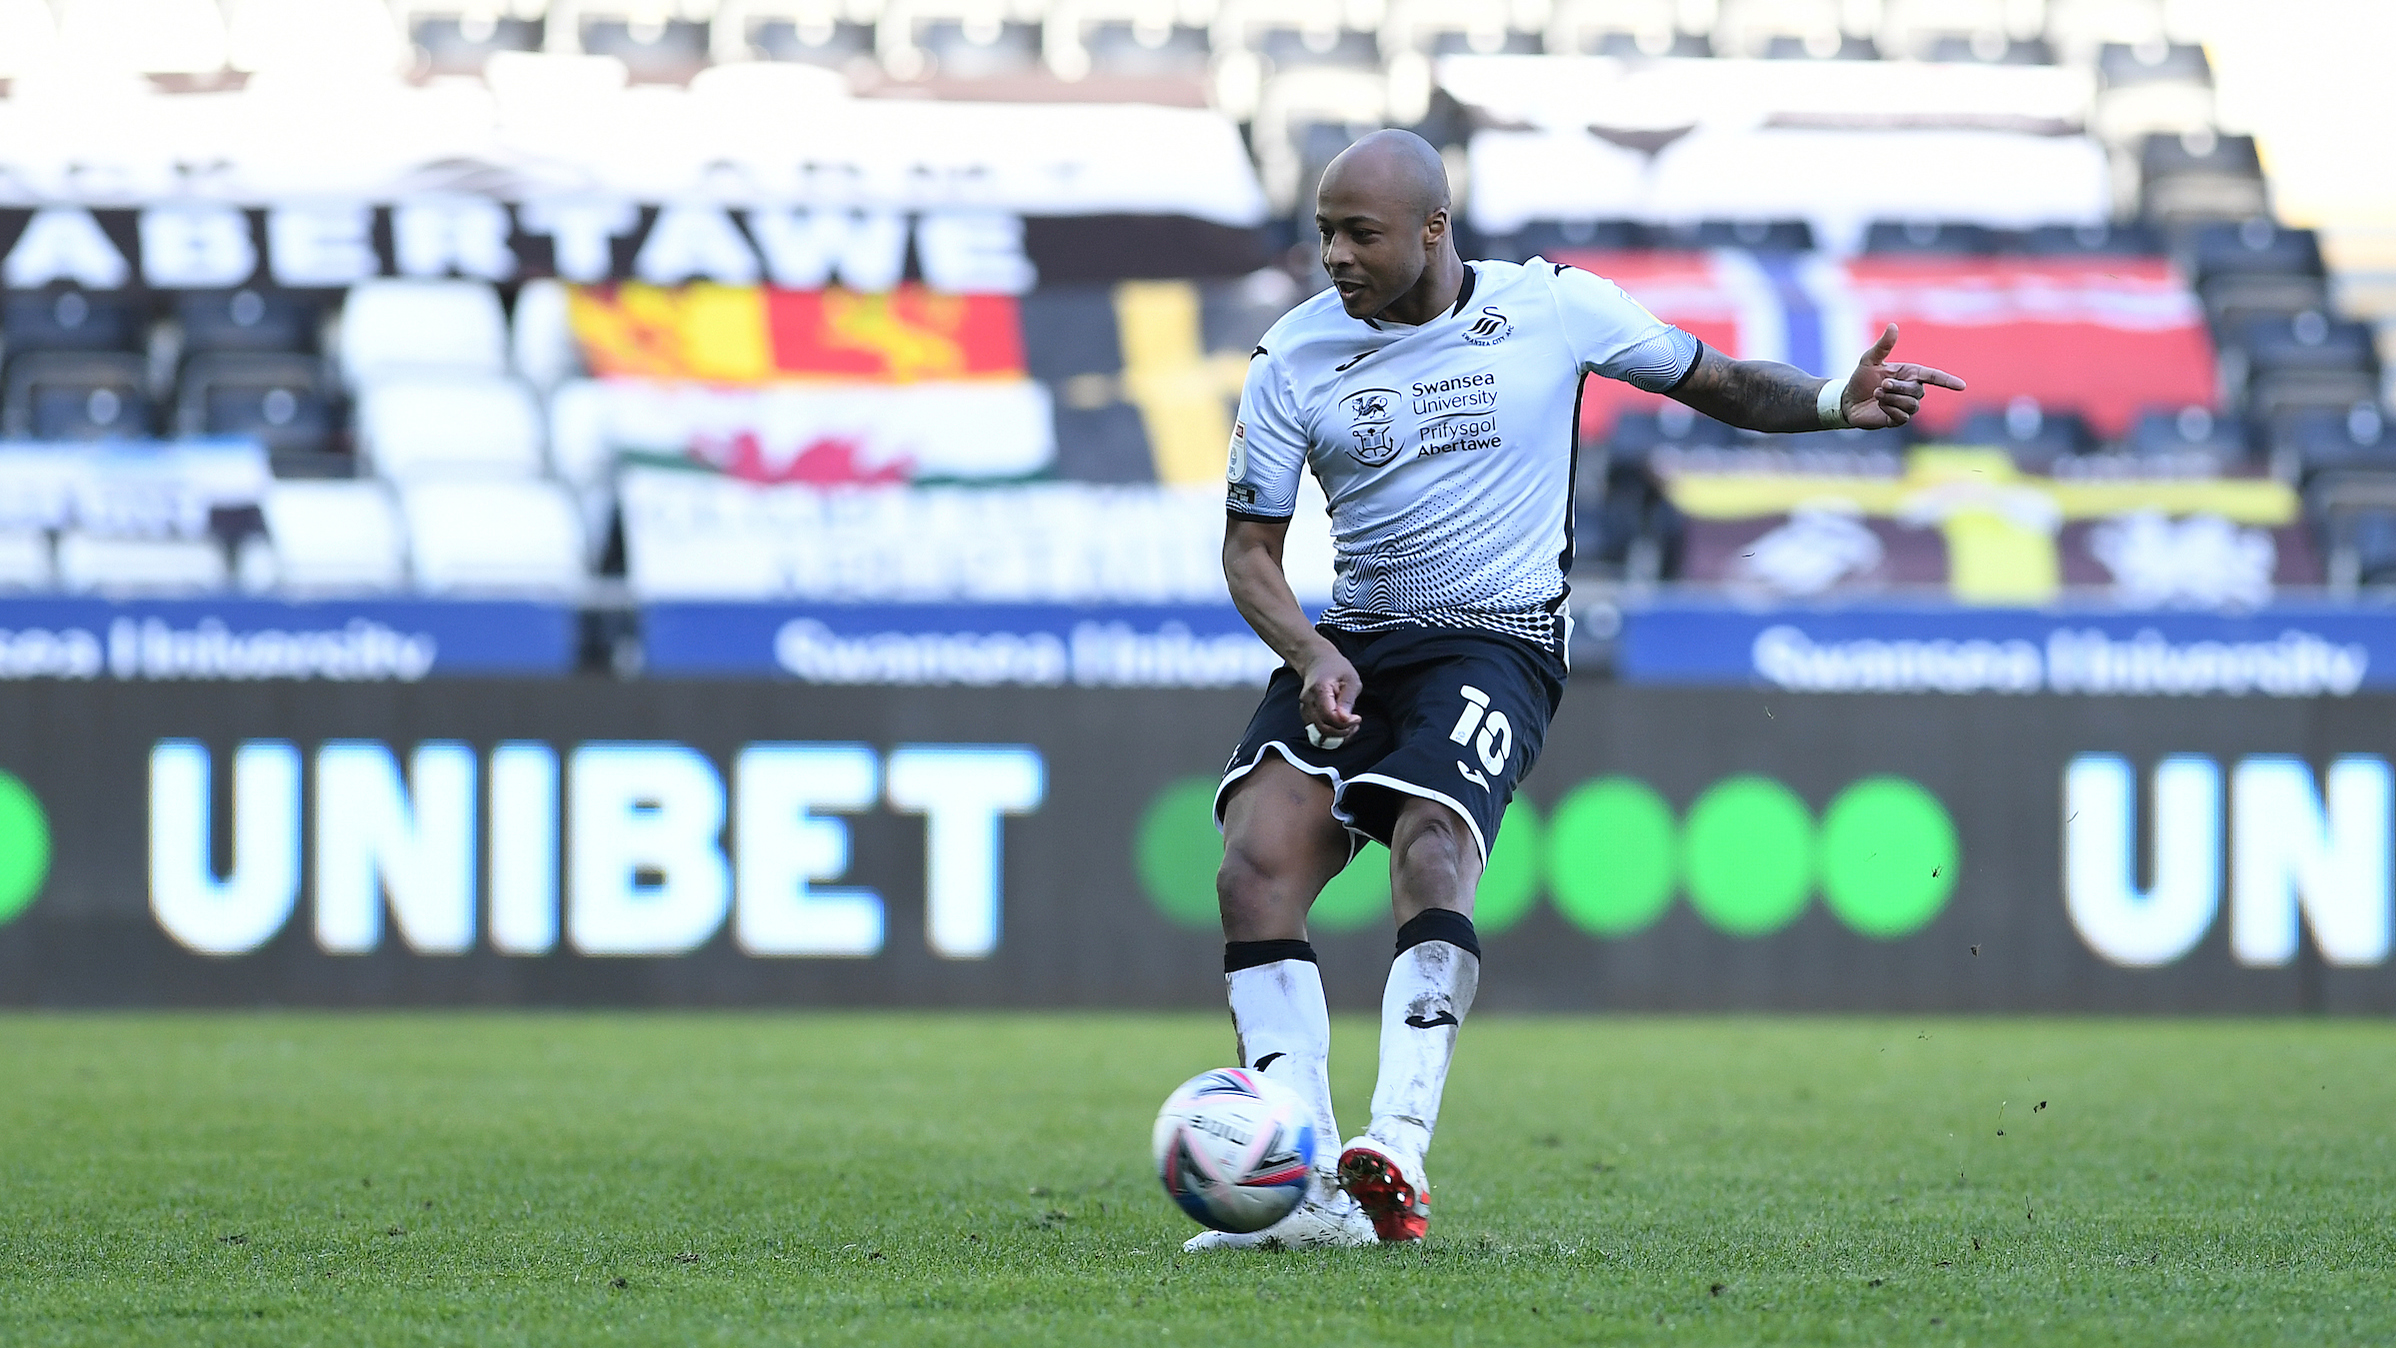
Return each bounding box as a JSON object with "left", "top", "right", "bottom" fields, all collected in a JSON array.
[{"left": 1448, "top": 685, "right": 1512, "bottom": 784}]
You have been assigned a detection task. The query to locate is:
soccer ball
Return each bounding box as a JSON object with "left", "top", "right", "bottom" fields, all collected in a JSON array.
[{"left": 1151, "top": 1068, "right": 1316, "bottom": 1233}]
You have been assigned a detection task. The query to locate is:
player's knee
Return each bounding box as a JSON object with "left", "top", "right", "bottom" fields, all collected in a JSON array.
[{"left": 1391, "top": 804, "right": 1475, "bottom": 889}]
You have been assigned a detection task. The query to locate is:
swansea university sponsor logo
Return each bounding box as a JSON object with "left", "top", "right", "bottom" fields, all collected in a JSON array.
[
  {"left": 1752, "top": 624, "right": 2368, "bottom": 696},
  {"left": 1342, "top": 387, "right": 1402, "bottom": 466},
  {"left": 144, "top": 739, "right": 1043, "bottom": 961}
]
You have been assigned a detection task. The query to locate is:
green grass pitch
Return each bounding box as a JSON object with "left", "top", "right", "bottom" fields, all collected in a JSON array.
[{"left": 1, "top": 1013, "right": 2389, "bottom": 1345}]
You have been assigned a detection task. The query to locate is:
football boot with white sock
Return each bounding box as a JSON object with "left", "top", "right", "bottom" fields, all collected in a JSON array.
[
  {"left": 1180, "top": 1185, "right": 1377, "bottom": 1251},
  {"left": 1337, "top": 1134, "right": 1430, "bottom": 1242}
]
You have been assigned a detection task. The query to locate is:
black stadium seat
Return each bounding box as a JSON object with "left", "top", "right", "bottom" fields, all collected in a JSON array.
[
  {"left": 747, "top": 17, "right": 874, "bottom": 65},
  {"left": 175, "top": 353, "right": 338, "bottom": 456},
  {"left": 2020, "top": 222, "right": 2162, "bottom": 256},
  {"left": 2, "top": 351, "right": 153, "bottom": 440},
  {"left": 175, "top": 287, "right": 319, "bottom": 358},
  {"left": 1862, "top": 220, "right": 2004, "bottom": 255},
  {"left": 409, "top": 13, "right": 543, "bottom": 76},
  {"left": 1955, "top": 401, "right": 2095, "bottom": 468},
  {"left": 2097, "top": 41, "right": 2209, "bottom": 89},
  {"left": 1654, "top": 219, "right": 1815, "bottom": 253},
  {"left": 2130, "top": 404, "right": 2249, "bottom": 461},
  {"left": 2272, "top": 404, "right": 2395, "bottom": 479},
  {"left": 579, "top": 16, "right": 711, "bottom": 82},
  {"left": 1, "top": 287, "right": 145, "bottom": 356}
]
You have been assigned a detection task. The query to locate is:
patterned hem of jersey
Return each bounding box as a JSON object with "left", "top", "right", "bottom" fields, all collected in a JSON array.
[{"left": 1319, "top": 606, "right": 1561, "bottom": 649}]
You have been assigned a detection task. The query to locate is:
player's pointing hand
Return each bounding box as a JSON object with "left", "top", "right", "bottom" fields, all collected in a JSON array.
[{"left": 1839, "top": 323, "right": 1966, "bottom": 430}]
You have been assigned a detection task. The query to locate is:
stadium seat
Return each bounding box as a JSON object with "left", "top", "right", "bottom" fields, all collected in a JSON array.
[
  {"left": 2138, "top": 130, "right": 2266, "bottom": 225},
  {"left": 2191, "top": 218, "right": 2323, "bottom": 282},
  {"left": 358, "top": 375, "right": 546, "bottom": 481},
  {"left": 174, "top": 287, "right": 320, "bottom": 359},
  {"left": 175, "top": 353, "right": 338, "bottom": 457},
  {"left": 257, "top": 480, "right": 408, "bottom": 591},
  {"left": 510, "top": 279, "right": 582, "bottom": 392},
  {"left": 1653, "top": 219, "right": 1816, "bottom": 253},
  {"left": 400, "top": 2, "right": 548, "bottom": 76},
  {"left": 0, "top": 0, "right": 60, "bottom": 79},
  {"left": 1714, "top": 0, "right": 1872, "bottom": 59},
  {"left": 401, "top": 479, "right": 588, "bottom": 594},
  {"left": 1606, "top": 403, "right": 1740, "bottom": 461},
  {"left": 554, "top": 0, "right": 717, "bottom": 82},
  {"left": 1383, "top": 0, "right": 1544, "bottom": 57},
  {"left": 226, "top": 0, "right": 410, "bottom": 75},
  {"left": 1547, "top": 0, "right": 1711, "bottom": 56},
  {"left": 1875, "top": 0, "right": 2016, "bottom": 60},
  {"left": 54, "top": 531, "right": 228, "bottom": 593},
  {"left": 2042, "top": 0, "right": 2166, "bottom": 67},
  {"left": 878, "top": 0, "right": 1044, "bottom": 80},
  {"left": 2019, "top": 221, "right": 2161, "bottom": 255},
  {"left": 0, "top": 288, "right": 146, "bottom": 358},
  {"left": 2270, "top": 403, "right": 2395, "bottom": 481},
  {"left": 337, "top": 279, "right": 510, "bottom": 387},
  {"left": 2128, "top": 403, "right": 2249, "bottom": 462},
  {"left": 714, "top": 0, "right": 877, "bottom": 66},
  {"left": 2093, "top": 41, "right": 2212, "bottom": 144},
  {"left": 1, "top": 352, "right": 153, "bottom": 441},
  {"left": 57, "top": 0, "right": 229, "bottom": 75},
  {"left": 1049, "top": 0, "right": 1216, "bottom": 81},
  {"left": 1919, "top": 31, "right": 2048, "bottom": 62},
  {"left": 1954, "top": 400, "right": 2097, "bottom": 469},
  {"left": 1861, "top": 220, "right": 2005, "bottom": 255}
]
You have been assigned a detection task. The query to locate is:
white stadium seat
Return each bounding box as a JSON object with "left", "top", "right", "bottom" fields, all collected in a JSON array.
[
  {"left": 510, "top": 278, "right": 583, "bottom": 393},
  {"left": 55, "top": 532, "right": 228, "bottom": 594},
  {"left": 0, "top": 531, "right": 52, "bottom": 590},
  {"left": 357, "top": 375, "right": 547, "bottom": 481},
  {"left": 0, "top": 0, "right": 59, "bottom": 79},
  {"left": 226, "top": 0, "right": 409, "bottom": 75},
  {"left": 259, "top": 481, "right": 408, "bottom": 592},
  {"left": 57, "top": 0, "right": 230, "bottom": 75},
  {"left": 339, "top": 279, "right": 511, "bottom": 387},
  {"left": 401, "top": 479, "right": 588, "bottom": 594}
]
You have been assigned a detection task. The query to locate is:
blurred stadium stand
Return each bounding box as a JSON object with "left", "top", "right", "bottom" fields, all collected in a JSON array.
[{"left": 0, "top": 0, "right": 2387, "bottom": 646}]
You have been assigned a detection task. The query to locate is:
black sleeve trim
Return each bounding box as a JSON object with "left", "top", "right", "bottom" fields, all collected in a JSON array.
[
  {"left": 1661, "top": 338, "right": 1707, "bottom": 395},
  {"left": 1226, "top": 508, "right": 1296, "bottom": 525}
]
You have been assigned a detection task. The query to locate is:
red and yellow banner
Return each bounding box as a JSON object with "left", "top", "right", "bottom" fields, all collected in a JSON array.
[{"left": 569, "top": 284, "right": 1026, "bottom": 384}]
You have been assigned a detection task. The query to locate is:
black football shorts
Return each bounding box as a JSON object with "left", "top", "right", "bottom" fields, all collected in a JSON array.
[{"left": 1215, "top": 624, "right": 1565, "bottom": 867}]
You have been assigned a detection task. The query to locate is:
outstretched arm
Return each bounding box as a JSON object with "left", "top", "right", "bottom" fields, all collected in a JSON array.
[
  {"left": 1668, "top": 323, "right": 1966, "bottom": 433},
  {"left": 1224, "top": 516, "right": 1363, "bottom": 744}
]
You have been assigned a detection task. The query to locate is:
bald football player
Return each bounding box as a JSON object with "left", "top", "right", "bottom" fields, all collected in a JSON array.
[{"left": 1193, "top": 129, "right": 1964, "bottom": 1249}]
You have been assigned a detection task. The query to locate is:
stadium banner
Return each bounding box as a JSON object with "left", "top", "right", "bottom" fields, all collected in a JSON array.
[
  {"left": 1616, "top": 597, "right": 2396, "bottom": 696},
  {"left": 0, "top": 680, "right": 2393, "bottom": 1012},
  {"left": 0, "top": 204, "right": 1270, "bottom": 293},
  {"left": 642, "top": 602, "right": 1278, "bottom": 686},
  {"left": 1540, "top": 251, "right": 2214, "bottom": 441},
  {"left": 1659, "top": 447, "right": 2316, "bottom": 606},
  {"left": 0, "top": 598, "right": 575, "bottom": 680}
]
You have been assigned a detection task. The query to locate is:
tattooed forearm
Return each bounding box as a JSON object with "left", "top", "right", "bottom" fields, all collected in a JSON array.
[{"left": 1667, "top": 345, "right": 1828, "bottom": 434}]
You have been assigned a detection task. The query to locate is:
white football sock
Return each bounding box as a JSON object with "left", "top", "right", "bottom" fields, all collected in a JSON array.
[
  {"left": 1366, "top": 915, "right": 1481, "bottom": 1161},
  {"left": 1225, "top": 947, "right": 1340, "bottom": 1200}
]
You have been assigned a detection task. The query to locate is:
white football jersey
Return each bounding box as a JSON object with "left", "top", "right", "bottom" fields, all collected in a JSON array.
[{"left": 1227, "top": 257, "right": 1699, "bottom": 655}]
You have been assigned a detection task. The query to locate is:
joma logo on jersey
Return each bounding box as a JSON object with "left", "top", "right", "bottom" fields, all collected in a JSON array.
[{"left": 1462, "top": 307, "right": 1512, "bottom": 346}]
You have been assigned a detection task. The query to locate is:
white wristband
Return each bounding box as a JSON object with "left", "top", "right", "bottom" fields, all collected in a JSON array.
[{"left": 1817, "top": 377, "right": 1848, "bottom": 430}]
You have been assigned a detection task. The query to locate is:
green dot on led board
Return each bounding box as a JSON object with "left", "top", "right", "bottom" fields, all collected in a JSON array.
[
  {"left": 1682, "top": 775, "right": 1812, "bottom": 937},
  {"left": 1544, "top": 777, "right": 1676, "bottom": 937},
  {"left": 1819, "top": 776, "right": 1957, "bottom": 939}
]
